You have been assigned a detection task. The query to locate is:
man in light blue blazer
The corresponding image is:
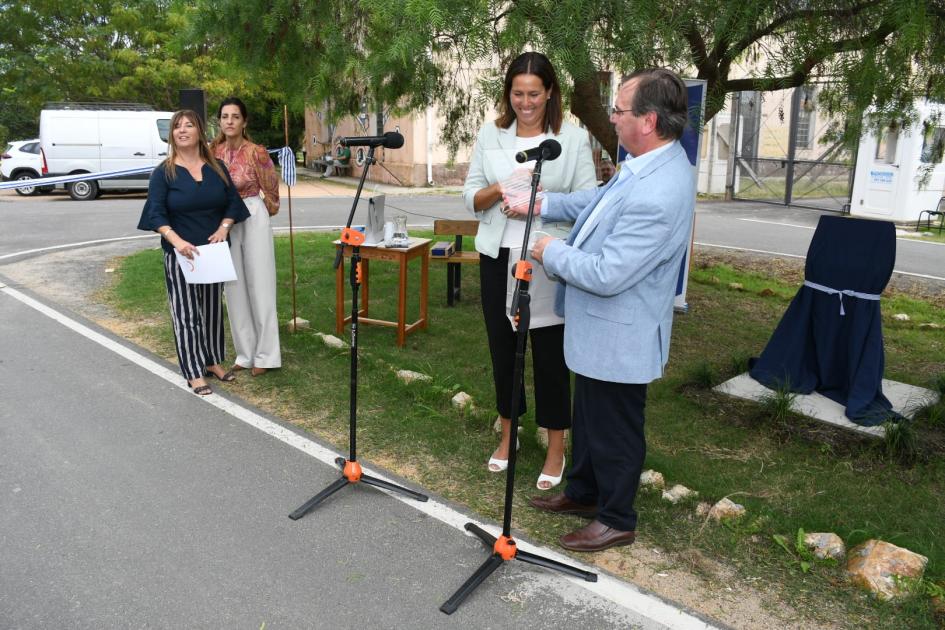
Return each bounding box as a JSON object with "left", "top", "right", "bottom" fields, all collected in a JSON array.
[{"left": 521, "top": 68, "right": 695, "bottom": 551}]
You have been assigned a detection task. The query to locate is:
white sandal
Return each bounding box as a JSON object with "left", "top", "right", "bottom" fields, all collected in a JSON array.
[
  {"left": 536, "top": 455, "right": 566, "bottom": 490},
  {"left": 487, "top": 438, "right": 520, "bottom": 473}
]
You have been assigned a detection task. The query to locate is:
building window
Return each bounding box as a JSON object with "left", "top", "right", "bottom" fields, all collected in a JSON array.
[
  {"left": 795, "top": 87, "right": 816, "bottom": 149},
  {"left": 874, "top": 122, "right": 899, "bottom": 164},
  {"left": 920, "top": 126, "right": 945, "bottom": 164}
]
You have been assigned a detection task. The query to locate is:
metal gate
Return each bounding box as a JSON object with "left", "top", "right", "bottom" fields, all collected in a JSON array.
[{"left": 731, "top": 87, "right": 854, "bottom": 212}]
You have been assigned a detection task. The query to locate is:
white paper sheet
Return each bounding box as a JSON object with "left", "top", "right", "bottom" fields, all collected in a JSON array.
[{"left": 174, "top": 242, "right": 237, "bottom": 284}]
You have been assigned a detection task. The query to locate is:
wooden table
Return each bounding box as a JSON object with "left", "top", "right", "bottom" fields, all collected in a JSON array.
[{"left": 335, "top": 237, "right": 431, "bottom": 347}]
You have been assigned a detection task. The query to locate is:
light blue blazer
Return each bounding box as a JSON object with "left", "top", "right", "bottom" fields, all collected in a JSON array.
[
  {"left": 540, "top": 141, "right": 695, "bottom": 384},
  {"left": 463, "top": 120, "right": 597, "bottom": 258}
]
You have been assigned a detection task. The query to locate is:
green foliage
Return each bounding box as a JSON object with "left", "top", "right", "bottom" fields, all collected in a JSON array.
[
  {"left": 772, "top": 528, "right": 818, "bottom": 573},
  {"left": 0, "top": 1, "right": 301, "bottom": 149},
  {"left": 685, "top": 360, "right": 717, "bottom": 389},
  {"left": 759, "top": 382, "right": 798, "bottom": 426},
  {"left": 192, "top": 0, "right": 945, "bottom": 159},
  {"left": 881, "top": 418, "right": 919, "bottom": 464}
]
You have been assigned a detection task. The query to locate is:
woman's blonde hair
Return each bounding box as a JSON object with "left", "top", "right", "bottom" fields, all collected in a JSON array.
[{"left": 164, "top": 110, "right": 229, "bottom": 184}]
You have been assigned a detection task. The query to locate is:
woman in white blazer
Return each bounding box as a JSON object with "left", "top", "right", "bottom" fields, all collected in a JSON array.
[{"left": 463, "top": 51, "right": 597, "bottom": 490}]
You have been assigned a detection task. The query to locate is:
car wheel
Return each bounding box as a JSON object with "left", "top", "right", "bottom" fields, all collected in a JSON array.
[
  {"left": 68, "top": 179, "right": 98, "bottom": 201},
  {"left": 13, "top": 171, "right": 39, "bottom": 196}
]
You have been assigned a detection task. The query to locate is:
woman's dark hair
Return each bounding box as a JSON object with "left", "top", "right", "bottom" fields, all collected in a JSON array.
[
  {"left": 625, "top": 68, "right": 689, "bottom": 140},
  {"left": 495, "top": 52, "right": 563, "bottom": 134},
  {"left": 211, "top": 96, "right": 253, "bottom": 147},
  {"left": 164, "top": 109, "right": 229, "bottom": 184}
]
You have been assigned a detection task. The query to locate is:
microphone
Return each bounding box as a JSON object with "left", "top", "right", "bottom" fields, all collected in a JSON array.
[
  {"left": 515, "top": 138, "right": 562, "bottom": 163},
  {"left": 339, "top": 131, "right": 405, "bottom": 149}
]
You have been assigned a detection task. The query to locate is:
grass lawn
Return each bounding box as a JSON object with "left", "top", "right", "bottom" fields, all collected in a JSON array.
[{"left": 106, "top": 231, "right": 945, "bottom": 629}]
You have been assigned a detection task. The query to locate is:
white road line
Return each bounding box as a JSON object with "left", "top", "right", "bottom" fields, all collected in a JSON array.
[
  {"left": 0, "top": 283, "right": 716, "bottom": 630},
  {"left": 695, "top": 242, "right": 945, "bottom": 282},
  {"left": 737, "top": 218, "right": 815, "bottom": 230},
  {"left": 736, "top": 217, "right": 945, "bottom": 247}
]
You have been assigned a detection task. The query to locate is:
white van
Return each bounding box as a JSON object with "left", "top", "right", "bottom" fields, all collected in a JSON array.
[{"left": 39, "top": 103, "right": 173, "bottom": 200}]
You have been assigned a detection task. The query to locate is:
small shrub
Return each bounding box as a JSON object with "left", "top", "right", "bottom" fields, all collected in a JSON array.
[
  {"left": 759, "top": 383, "right": 797, "bottom": 426},
  {"left": 882, "top": 418, "right": 918, "bottom": 463},
  {"left": 685, "top": 360, "right": 717, "bottom": 389}
]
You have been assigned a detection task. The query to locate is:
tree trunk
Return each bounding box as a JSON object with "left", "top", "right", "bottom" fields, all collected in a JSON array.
[{"left": 570, "top": 73, "right": 617, "bottom": 161}]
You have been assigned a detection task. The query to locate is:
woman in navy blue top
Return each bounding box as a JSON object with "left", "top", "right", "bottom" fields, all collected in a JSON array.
[{"left": 138, "top": 109, "right": 249, "bottom": 395}]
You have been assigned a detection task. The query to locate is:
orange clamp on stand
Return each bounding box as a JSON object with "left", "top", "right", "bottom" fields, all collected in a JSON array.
[
  {"left": 493, "top": 535, "right": 517, "bottom": 561},
  {"left": 441, "top": 146, "right": 597, "bottom": 617},
  {"left": 342, "top": 459, "right": 363, "bottom": 483},
  {"left": 289, "top": 143, "right": 428, "bottom": 523}
]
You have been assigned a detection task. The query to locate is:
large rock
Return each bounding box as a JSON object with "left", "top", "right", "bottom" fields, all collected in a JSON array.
[
  {"left": 846, "top": 539, "right": 929, "bottom": 601},
  {"left": 804, "top": 532, "right": 846, "bottom": 561},
  {"left": 315, "top": 332, "right": 345, "bottom": 348},
  {"left": 451, "top": 391, "right": 473, "bottom": 409},
  {"left": 708, "top": 497, "right": 746, "bottom": 521},
  {"left": 639, "top": 469, "right": 665, "bottom": 490},
  {"left": 396, "top": 369, "right": 431, "bottom": 384},
  {"left": 661, "top": 484, "right": 698, "bottom": 504}
]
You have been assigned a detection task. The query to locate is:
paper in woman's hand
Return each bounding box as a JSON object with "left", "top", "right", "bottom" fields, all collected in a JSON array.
[{"left": 174, "top": 242, "right": 237, "bottom": 284}]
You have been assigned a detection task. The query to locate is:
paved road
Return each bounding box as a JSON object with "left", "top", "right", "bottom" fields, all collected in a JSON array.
[{"left": 0, "top": 188, "right": 713, "bottom": 628}]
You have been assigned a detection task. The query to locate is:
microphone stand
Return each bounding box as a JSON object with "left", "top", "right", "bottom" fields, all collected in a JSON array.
[
  {"left": 440, "top": 153, "right": 596, "bottom": 615},
  {"left": 289, "top": 144, "right": 428, "bottom": 521}
]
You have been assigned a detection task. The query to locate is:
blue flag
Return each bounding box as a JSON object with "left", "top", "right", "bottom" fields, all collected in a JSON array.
[{"left": 279, "top": 146, "right": 296, "bottom": 187}]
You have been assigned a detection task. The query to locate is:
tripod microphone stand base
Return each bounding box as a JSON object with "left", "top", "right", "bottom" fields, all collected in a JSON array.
[
  {"left": 289, "top": 457, "right": 428, "bottom": 521},
  {"left": 440, "top": 522, "right": 597, "bottom": 614}
]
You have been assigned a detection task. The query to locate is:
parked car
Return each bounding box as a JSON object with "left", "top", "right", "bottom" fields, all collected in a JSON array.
[
  {"left": 40, "top": 103, "right": 172, "bottom": 201},
  {"left": 0, "top": 139, "right": 54, "bottom": 196}
]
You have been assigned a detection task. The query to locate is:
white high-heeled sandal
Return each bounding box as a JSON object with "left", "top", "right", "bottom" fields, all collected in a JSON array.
[
  {"left": 536, "top": 455, "right": 566, "bottom": 490},
  {"left": 487, "top": 438, "right": 520, "bottom": 473}
]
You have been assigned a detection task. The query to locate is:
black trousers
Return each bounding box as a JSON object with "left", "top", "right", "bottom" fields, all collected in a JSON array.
[
  {"left": 479, "top": 248, "right": 571, "bottom": 430},
  {"left": 164, "top": 252, "right": 226, "bottom": 380},
  {"left": 565, "top": 374, "right": 647, "bottom": 531}
]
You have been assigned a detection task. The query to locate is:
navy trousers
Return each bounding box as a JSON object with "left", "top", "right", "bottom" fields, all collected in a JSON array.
[{"left": 565, "top": 374, "right": 647, "bottom": 532}]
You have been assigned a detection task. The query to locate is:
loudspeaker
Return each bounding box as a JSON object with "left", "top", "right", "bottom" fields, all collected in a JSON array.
[{"left": 179, "top": 89, "right": 207, "bottom": 126}]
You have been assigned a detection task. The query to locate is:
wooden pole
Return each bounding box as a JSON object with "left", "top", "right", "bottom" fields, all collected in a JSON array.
[{"left": 284, "top": 104, "right": 298, "bottom": 328}]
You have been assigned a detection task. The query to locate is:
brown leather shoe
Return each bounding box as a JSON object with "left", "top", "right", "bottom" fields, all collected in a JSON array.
[
  {"left": 559, "top": 520, "right": 635, "bottom": 552},
  {"left": 528, "top": 493, "right": 597, "bottom": 518}
]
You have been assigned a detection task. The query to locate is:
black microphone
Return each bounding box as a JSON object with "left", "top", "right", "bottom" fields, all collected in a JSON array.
[
  {"left": 339, "top": 131, "right": 404, "bottom": 149},
  {"left": 515, "top": 138, "right": 562, "bottom": 163}
]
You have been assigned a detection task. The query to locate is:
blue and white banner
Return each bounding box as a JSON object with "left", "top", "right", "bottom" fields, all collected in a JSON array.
[
  {"left": 0, "top": 166, "right": 153, "bottom": 191},
  {"left": 279, "top": 146, "right": 296, "bottom": 187}
]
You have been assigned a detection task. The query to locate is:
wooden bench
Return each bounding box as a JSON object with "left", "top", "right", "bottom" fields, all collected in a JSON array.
[{"left": 431, "top": 219, "right": 479, "bottom": 306}]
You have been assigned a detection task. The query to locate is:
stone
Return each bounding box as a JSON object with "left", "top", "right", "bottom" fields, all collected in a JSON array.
[
  {"left": 314, "top": 331, "right": 344, "bottom": 348},
  {"left": 893, "top": 313, "right": 910, "bottom": 321},
  {"left": 758, "top": 287, "right": 775, "bottom": 297},
  {"left": 536, "top": 426, "right": 548, "bottom": 448},
  {"left": 846, "top": 539, "right": 929, "bottom": 601},
  {"left": 639, "top": 469, "right": 665, "bottom": 490},
  {"left": 396, "top": 369, "right": 431, "bottom": 384},
  {"left": 708, "top": 497, "right": 746, "bottom": 521},
  {"left": 920, "top": 322, "right": 943, "bottom": 329},
  {"left": 451, "top": 391, "right": 473, "bottom": 409},
  {"left": 804, "top": 532, "right": 846, "bottom": 561},
  {"left": 661, "top": 484, "right": 698, "bottom": 504},
  {"left": 288, "top": 317, "right": 311, "bottom": 332},
  {"left": 728, "top": 282, "right": 744, "bottom": 291},
  {"left": 695, "top": 501, "right": 712, "bottom": 517}
]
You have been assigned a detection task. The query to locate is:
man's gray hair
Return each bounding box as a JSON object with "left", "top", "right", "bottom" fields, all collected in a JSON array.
[{"left": 623, "top": 68, "right": 688, "bottom": 140}]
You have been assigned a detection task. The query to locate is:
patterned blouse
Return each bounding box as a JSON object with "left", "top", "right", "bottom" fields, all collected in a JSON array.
[{"left": 213, "top": 141, "right": 281, "bottom": 216}]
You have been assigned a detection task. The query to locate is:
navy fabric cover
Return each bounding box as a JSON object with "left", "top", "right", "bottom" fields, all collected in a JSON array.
[{"left": 749, "top": 215, "right": 898, "bottom": 426}]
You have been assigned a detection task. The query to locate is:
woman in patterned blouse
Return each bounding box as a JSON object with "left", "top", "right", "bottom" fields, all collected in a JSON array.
[{"left": 211, "top": 97, "right": 282, "bottom": 377}]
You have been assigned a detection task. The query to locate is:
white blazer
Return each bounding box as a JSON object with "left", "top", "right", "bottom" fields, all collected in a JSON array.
[{"left": 462, "top": 120, "right": 598, "bottom": 259}]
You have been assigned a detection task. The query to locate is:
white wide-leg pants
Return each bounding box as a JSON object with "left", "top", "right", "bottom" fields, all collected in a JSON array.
[{"left": 225, "top": 195, "right": 282, "bottom": 369}]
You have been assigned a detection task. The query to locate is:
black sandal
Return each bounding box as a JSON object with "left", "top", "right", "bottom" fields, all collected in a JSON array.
[
  {"left": 193, "top": 384, "right": 213, "bottom": 396},
  {"left": 207, "top": 369, "right": 237, "bottom": 382}
]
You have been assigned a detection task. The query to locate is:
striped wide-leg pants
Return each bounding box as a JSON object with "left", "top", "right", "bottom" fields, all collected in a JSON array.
[{"left": 163, "top": 251, "right": 226, "bottom": 381}]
